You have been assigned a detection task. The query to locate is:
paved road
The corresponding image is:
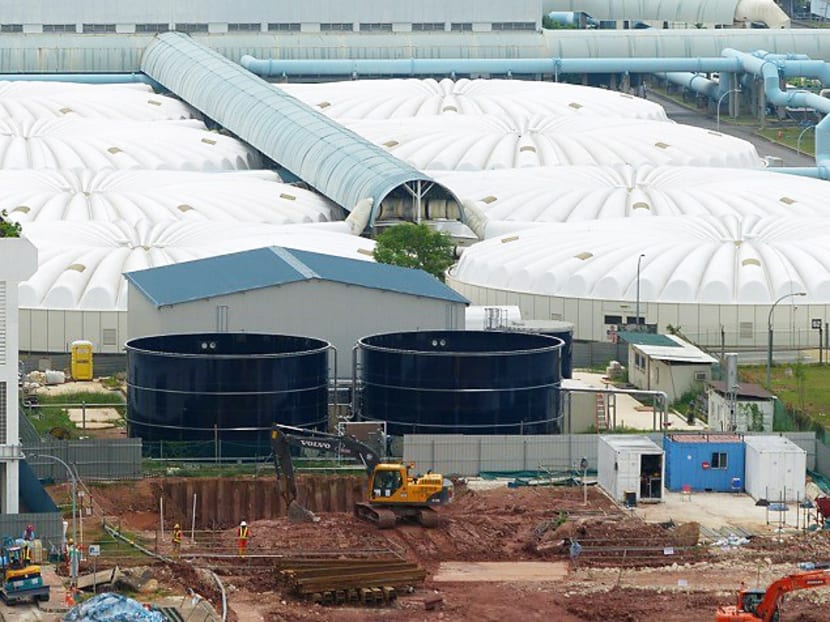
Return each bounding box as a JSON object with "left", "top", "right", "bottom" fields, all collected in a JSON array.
[{"left": 649, "top": 91, "right": 817, "bottom": 167}]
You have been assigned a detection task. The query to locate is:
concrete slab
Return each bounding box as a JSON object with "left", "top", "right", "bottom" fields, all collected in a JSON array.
[
  {"left": 633, "top": 490, "right": 815, "bottom": 535},
  {"left": 570, "top": 371, "right": 707, "bottom": 432},
  {"left": 67, "top": 407, "right": 122, "bottom": 429}
]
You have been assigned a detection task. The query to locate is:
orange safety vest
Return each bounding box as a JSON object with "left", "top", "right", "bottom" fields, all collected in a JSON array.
[
  {"left": 172, "top": 528, "right": 182, "bottom": 544},
  {"left": 237, "top": 526, "right": 249, "bottom": 541}
]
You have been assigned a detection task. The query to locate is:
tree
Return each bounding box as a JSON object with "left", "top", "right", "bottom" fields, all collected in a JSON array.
[
  {"left": 0, "top": 209, "right": 21, "bottom": 238},
  {"left": 373, "top": 223, "right": 454, "bottom": 282}
]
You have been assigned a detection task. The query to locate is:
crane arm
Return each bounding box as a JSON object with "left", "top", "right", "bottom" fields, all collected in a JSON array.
[
  {"left": 271, "top": 424, "right": 382, "bottom": 506},
  {"left": 756, "top": 569, "right": 830, "bottom": 620}
]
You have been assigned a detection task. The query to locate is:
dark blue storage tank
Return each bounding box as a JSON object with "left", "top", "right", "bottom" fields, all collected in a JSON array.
[
  {"left": 357, "top": 330, "right": 563, "bottom": 435},
  {"left": 126, "top": 333, "right": 331, "bottom": 455},
  {"left": 512, "top": 320, "right": 574, "bottom": 379}
]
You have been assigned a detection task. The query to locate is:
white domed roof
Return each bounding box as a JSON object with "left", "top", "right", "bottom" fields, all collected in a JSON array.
[
  {"left": 342, "top": 115, "right": 762, "bottom": 169},
  {"left": 0, "top": 81, "right": 197, "bottom": 122},
  {"left": 2, "top": 169, "right": 341, "bottom": 225},
  {"left": 278, "top": 78, "right": 669, "bottom": 122},
  {"left": 0, "top": 118, "right": 261, "bottom": 170},
  {"left": 20, "top": 221, "right": 375, "bottom": 310},
  {"left": 433, "top": 165, "right": 830, "bottom": 235},
  {"left": 452, "top": 214, "right": 826, "bottom": 304}
]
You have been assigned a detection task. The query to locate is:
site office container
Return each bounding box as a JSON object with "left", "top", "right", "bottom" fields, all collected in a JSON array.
[
  {"left": 597, "top": 435, "right": 664, "bottom": 504},
  {"left": 744, "top": 435, "right": 806, "bottom": 502},
  {"left": 663, "top": 434, "right": 744, "bottom": 492}
]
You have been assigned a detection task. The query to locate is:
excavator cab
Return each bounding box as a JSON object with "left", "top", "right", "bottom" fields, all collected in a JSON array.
[
  {"left": 370, "top": 466, "right": 405, "bottom": 500},
  {"left": 739, "top": 590, "right": 777, "bottom": 621}
]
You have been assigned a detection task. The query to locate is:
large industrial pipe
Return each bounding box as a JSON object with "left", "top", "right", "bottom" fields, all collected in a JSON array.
[
  {"left": 240, "top": 55, "right": 743, "bottom": 77},
  {"left": 724, "top": 49, "right": 830, "bottom": 177},
  {"left": 0, "top": 73, "right": 158, "bottom": 87}
]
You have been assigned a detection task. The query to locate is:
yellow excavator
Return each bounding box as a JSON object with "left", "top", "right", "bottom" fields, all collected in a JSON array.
[{"left": 271, "top": 424, "right": 453, "bottom": 528}]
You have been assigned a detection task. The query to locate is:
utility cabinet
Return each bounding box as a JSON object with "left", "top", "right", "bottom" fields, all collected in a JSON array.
[
  {"left": 744, "top": 435, "right": 806, "bottom": 503},
  {"left": 597, "top": 435, "right": 664, "bottom": 504}
]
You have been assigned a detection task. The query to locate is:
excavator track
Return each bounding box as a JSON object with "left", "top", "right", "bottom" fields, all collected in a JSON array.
[
  {"left": 417, "top": 508, "right": 440, "bottom": 528},
  {"left": 354, "top": 502, "right": 398, "bottom": 529}
]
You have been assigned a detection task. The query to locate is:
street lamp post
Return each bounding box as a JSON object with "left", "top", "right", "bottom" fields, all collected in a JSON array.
[
  {"left": 797, "top": 124, "right": 815, "bottom": 156},
  {"left": 767, "top": 292, "right": 807, "bottom": 389},
  {"left": 635, "top": 254, "right": 646, "bottom": 331},
  {"left": 33, "top": 454, "right": 78, "bottom": 583},
  {"left": 716, "top": 88, "right": 741, "bottom": 131}
]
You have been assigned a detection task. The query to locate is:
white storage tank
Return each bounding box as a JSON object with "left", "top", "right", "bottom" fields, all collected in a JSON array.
[
  {"left": 744, "top": 435, "right": 806, "bottom": 503},
  {"left": 597, "top": 435, "right": 665, "bottom": 505}
]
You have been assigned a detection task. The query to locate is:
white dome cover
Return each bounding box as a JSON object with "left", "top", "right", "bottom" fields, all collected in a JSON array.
[
  {"left": 0, "top": 118, "right": 261, "bottom": 170},
  {"left": 452, "top": 214, "right": 828, "bottom": 304},
  {"left": 0, "top": 81, "right": 197, "bottom": 122},
  {"left": 433, "top": 165, "right": 830, "bottom": 235},
  {"left": 20, "top": 221, "right": 376, "bottom": 311},
  {"left": 342, "top": 115, "right": 762, "bottom": 170},
  {"left": 277, "top": 78, "right": 669, "bottom": 122},
  {"left": 2, "top": 169, "right": 341, "bottom": 225}
]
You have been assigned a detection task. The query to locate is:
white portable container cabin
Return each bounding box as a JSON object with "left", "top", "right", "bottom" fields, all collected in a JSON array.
[
  {"left": 597, "top": 435, "right": 664, "bottom": 505},
  {"left": 743, "top": 435, "right": 806, "bottom": 503}
]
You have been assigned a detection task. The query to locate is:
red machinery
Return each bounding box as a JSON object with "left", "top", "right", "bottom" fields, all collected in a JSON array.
[
  {"left": 815, "top": 496, "right": 830, "bottom": 527},
  {"left": 715, "top": 568, "right": 830, "bottom": 621}
]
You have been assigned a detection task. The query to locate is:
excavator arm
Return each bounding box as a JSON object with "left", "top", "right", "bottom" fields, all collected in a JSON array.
[
  {"left": 754, "top": 569, "right": 830, "bottom": 621},
  {"left": 271, "top": 423, "right": 381, "bottom": 507}
]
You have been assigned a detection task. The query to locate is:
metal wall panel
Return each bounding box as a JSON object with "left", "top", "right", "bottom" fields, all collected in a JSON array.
[
  {"left": 405, "top": 432, "right": 817, "bottom": 477},
  {"left": 24, "top": 439, "right": 142, "bottom": 481}
]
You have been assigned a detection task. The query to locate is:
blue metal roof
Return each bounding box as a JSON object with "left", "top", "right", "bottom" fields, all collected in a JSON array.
[
  {"left": 124, "top": 246, "right": 468, "bottom": 307},
  {"left": 140, "top": 32, "right": 457, "bottom": 227}
]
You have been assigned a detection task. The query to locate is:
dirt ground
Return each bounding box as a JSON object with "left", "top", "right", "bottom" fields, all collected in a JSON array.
[{"left": 53, "top": 479, "right": 830, "bottom": 621}]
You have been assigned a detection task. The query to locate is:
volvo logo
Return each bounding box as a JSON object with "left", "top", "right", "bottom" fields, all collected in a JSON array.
[{"left": 300, "top": 440, "right": 332, "bottom": 449}]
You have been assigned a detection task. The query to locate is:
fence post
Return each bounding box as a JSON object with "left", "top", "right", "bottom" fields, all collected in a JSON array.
[{"left": 214, "top": 425, "right": 219, "bottom": 464}]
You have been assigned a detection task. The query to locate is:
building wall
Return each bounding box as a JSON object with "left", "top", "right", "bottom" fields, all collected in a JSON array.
[
  {"left": 744, "top": 441, "right": 807, "bottom": 502},
  {"left": 663, "top": 438, "right": 744, "bottom": 492},
  {"left": 0, "top": 1, "right": 542, "bottom": 25},
  {"left": 128, "top": 280, "right": 466, "bottom": 378},
  {"left": 708, "top": 391, "right": 774, "bottom": 433},
  {"left": 19, "top": 308, "right": 128, "bottom": 355},
  {"left": 0, "top": 238, "right": 37, "bottom": 514},
  {"left": 627, "top": 348, "right": 710, "bottom": 405},
  {"left": 448, "top": 277, "right": 816, "bottom": 350}
]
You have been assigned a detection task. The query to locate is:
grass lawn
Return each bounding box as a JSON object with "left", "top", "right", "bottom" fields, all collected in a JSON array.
[
  {"left": 26, "top": 390, "right": 126, "bottom": 438},
  {"left": 740, "top": 363, "right": 830, "bottom": 431},
  {"left": 757, "top": 126, "right": 816, "bottom": 156}
]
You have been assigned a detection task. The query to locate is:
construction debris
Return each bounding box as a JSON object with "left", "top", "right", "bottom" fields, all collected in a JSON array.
[
  {"left": 287, "top": 500, "right": 319, "bottom": 523},
  {"left": 63, "top": 592, "right": 165, "bottom": 621}
]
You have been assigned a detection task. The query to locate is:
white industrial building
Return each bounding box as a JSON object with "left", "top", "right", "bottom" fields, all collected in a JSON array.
[
  {"left": 124, "top": 245, "right": 468, "bottom": 378},
  {"left": 0, "top": 236, "right": 36, "bottom": 513},
  {"left": 433, "top": 165, "right": 830, "bottom": 238},
  {"left": 707, "top": 382, "right": 774, "bottom": 433},
  {"left": 277, "top": 78, "right": 669, "bottom": 122},
  {"left": 19, "top": 223, "right": 374, "bottom": 353},
  {"left": 341, "top": 115, "right": 763, "bottom": 170},
  {"left": 618, "top": 332, "right": 717, "bottom": 405},
  {"left": 448, "top": 214, "right": 830, "bottom": 348}
]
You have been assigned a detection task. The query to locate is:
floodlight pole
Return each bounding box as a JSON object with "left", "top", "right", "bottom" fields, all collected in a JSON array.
[
  {"left": 766, "top": 292, "right": 806, "bottom": 389},
  {"left": 34, "top": 453, "right": 78, "bottom": 583}
]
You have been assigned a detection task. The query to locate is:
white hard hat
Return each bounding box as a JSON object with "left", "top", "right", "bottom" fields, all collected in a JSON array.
[{"left": 240, "top": 521, "right": 247, "bottom": 526}]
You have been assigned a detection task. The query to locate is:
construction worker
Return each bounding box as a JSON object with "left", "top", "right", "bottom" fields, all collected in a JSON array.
[
  {"left": 236, "top": 520, "right": 249, "bottom": 557},
  {"left": 171, "top": 523, "right": 183, "bottom": 558}
]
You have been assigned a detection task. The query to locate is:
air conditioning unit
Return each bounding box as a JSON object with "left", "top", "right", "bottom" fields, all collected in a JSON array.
[{"left": 694, "top": 371, "right": 707, "bottom": 381}]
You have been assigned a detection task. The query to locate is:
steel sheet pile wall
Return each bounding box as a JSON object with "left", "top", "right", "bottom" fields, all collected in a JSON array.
[
  {"left": 358, "top": 330, "right": 562, "bottom": 435},
  {"left": 126, "top": 333, "right": 330, "bottom": 454}
]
